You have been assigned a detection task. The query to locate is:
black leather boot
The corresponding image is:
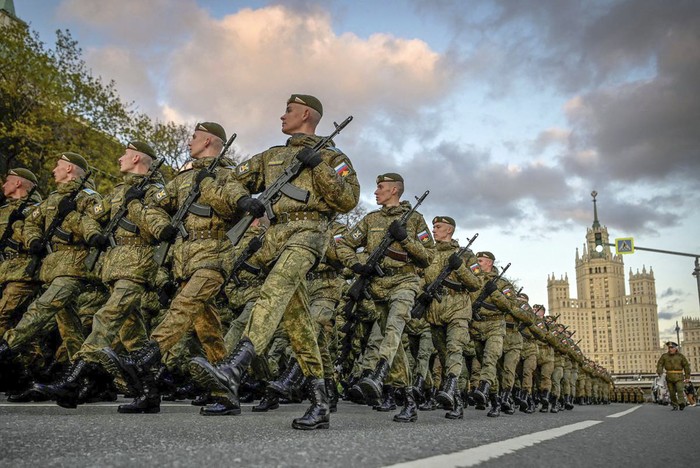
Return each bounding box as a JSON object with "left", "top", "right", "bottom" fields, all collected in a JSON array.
[
  {"left": 564, "top": 394, "right": 574, "bottom": 410},
  {"left": 252, "top": 393, "right": 280, "bottom": 412},
  {"left": 512, "top": 387, "right": 524, "bottom": 408},
  {"left": 33, "top": 360, "right": 93, "bottom": 408},
  {"left": 473, "top": 380, "right": 491, "bottom": 408},
  {"left": 0, "top": 340, "right": 11, "bottom": 363},
  {"left": 487, "top": 392, "right": 501, "bottom": 417},
  {"left": 525, "top": 393, "right": 535, "bottom": 414},
  {"left": 100, "top": 341, "right": 161, "bottom": 394},
  {"left": 200, "top": 395, "right": 242, "bottom": 416},
  {"left": 292, "top": 379, "right": 330, "bottom": 430},
  {"left": 539, "top": 390, "right": 550, "bottom": 412},
  {"left": 325, "top": 379, "right": 338, "bottom": 413},
  {"left": 393, "top": 387, "right": 418, "bottom": 423},
  {"left": 7, "top": 387, "right": 50, "bottom": 402},
  {"left": 518, "top": 390, "right": 530, "bottom": 412},
  {"left": 501, "top": 390, "right": 514, "bottom": 415},
  {"left": 374, "top": 385, "right": 397, "bottom": 412},
  {"left": 419, "top": 388, "right": 437, "bottom": 411},
  {"left": 412, "top": 374, "right": 425, "bottom": 403},
  {"left": 118, "top": 370, "right": 160, "bottom": 414},
  {"left": 549, "top": 393, "right": 559, "bottom": 413},
  {"left": 359, "top": 358, "right": 389, "bottom": 402},
  {"left": 445, "top": 391, "right": 464, "bottom": 420},
  {"left": 191, "top": 391, "right": 213, "bottom": 406},
  {"left": 266, "top": 359, "right": 303, "bottom": 400},
  {"left": 189, "top": 339, "right": 255, "bottom": 409},
  {"left": 436, "top": 374, "right": 457, "bottom": 409},
  {"left": 348, "top": 369, "right": 371, "bottom": 404}
]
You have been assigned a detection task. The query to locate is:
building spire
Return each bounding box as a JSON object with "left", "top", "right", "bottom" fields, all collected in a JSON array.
[{"left": 591, "top": 190, "right": 600, "bottom": 228}]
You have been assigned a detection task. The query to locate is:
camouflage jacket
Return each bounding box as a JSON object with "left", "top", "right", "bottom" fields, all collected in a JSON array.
[
  {"left": 0, "top": 190, "right": 42, "bottom": 283},
  {"left": 422, "top": 240, "right": 481, "bottom": 294},
  {"left": 470, "top": 267, "right": 513, "bottom": 319},
  {"left": 91, "top": 173, "right": 171, "bottom": 285},
  {"left": 23, "top": 179, "right": 103, "bottom": 283},
  {"left": 152, "top": 157, "right": 246, "bottom": 280}
]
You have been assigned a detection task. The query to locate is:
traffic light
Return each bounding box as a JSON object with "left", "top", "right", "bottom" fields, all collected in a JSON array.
[{"left": 594, "top": 232, "right": 603, "bottom": 252}]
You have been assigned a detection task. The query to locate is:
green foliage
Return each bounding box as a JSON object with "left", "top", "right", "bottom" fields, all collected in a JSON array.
[{"left": 0, "top": 21, "right": 191, "bottom": 194}]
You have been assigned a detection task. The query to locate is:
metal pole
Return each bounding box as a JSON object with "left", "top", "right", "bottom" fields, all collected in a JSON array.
[
  {"left": 694, "top": 257, "right": 700, "bottom": 312},
  {"left": 675, "top": 321, "right": 681, "bottom": 348}
]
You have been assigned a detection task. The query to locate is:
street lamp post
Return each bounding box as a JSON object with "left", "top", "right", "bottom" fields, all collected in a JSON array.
[{"left": 675, "top": 321, "right": 681, "bottom": 348}]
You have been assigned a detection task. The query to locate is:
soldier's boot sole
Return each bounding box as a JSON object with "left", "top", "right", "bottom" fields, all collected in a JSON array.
[
  {"left": 435, "top": 391, "right": 455, "bottom": 409},
  {"left": 291, "top": 420, "right": 330, "bottom": 430},
  {"left": 189, "top": 357, "right": 238, "bottom": 405},
  {"left": 200, "top": 404, "right": 242, "bottom": 416},
  {"left": 445, "top": 411, "right": 464, "bottom": 420},
  {"left": 117, "top": 402, "right": 160, "bottom": 414},
  {"left": 98, "top": 348, "right": 143, "bottom": 394},
  {"left": 358, "top": 378, "right": 382, "bottom": 402}
]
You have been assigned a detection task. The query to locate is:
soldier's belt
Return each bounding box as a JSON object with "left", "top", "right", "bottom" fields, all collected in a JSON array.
[
  {"left": 187, "top": 230, "right": 226, "bottom": 241},
  {"left": 306, "top": 270, "right": 339, "bottom": 281},
  {"left": 474, "top": 313, "right": 503, "bottom": 322},
  {"left": 667, "top": 370, "right": 684, "bottom": 373},
  {"left": 236, "top": 278, "right": 265, "bottom": 289},
  {"left": 114, "top": 236, "right": 150, "bottom": 246},
  {"left": 50, "top": 243, "right": 83, "bottom": 252},
  {"left": 273, "top": 211, "right": 328, "bottom": 224},
  {"left": 384, "top": 248, "right": 408, "bottom": 262},
  {"left": 505, "top": 322, "right": 518, "bottom": 329},
  {"left": 381, "top": 265, "right": 416, "bottom": 276}
]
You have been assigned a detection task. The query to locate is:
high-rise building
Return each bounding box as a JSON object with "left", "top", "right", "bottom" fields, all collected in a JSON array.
[
  {"left": 681, "top": 317, "right": 700, "bottom": 372},
  {"left": 547, "top": 192, "right": 660, "bottom": 374},
  {"left": 0, "top": 0, "right": 22, "bottom": 27}
]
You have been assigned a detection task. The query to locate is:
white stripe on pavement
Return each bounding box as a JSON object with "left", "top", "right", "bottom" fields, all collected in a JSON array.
[
  {"left": 384, "top": 420, "right": 602, "bottom": 468},
  {"left": 0, "top": 403, "right": 257, "bottom": 407},
  {"left": 606, "top": 405, "right": 642, "bottom": 418}
]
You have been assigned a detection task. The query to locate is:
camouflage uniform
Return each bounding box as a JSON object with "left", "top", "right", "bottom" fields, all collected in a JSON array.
[
  {"left": 73, "top": 173, "right": 170, "bottom": 364},
  {"left": 237, "top": 133, "right": 359, "bottom": 379},
  {"left": 337, "top": 200, "right": 434, "bottom": 387},
  {"left": 3, "top": 179, "right": 102, "bottom": 359}
]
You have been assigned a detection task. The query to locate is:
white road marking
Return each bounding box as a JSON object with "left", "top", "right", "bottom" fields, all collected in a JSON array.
[
  {"left": 384, "top": 420, "right": 603, "bottom": 468},
  {"left": 0, "top": 403, "right": 257, "bottom": 407},
  {"left": 606, "top": 405, "right": 642, "bottom": 418}
]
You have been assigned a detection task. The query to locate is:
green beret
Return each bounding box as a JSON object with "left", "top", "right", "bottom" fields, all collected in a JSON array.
[
  {"left": 287, "top": 94, "right": 323, "bottom": 116},
  {"left": 195, "top": 122, "right": 226, "bottom": 142},
  {"left": 518, "top": 292, "right": 529, "bottom": 301},
  {"left": 58, "top": 152, "right": 89, "bottom": 172},
  {"left": 376, "top": 173, "right": 404, "bottom": 184},
  {"left": 476, "top": 251, "right": 495, "bottom": 261},
  {"left": 127, "top": 140, "right": 156, "bottom": 159},
  {"left": 7, "top": 168, "right": 38, "bottom": 185},
  {"left": 432, "top": 216, "right": 456, "bottom": 228}
]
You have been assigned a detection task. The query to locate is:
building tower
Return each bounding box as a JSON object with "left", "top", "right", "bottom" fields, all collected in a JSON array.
[{"left": 547, "top": 192, "right": 660, "bottom": 374}]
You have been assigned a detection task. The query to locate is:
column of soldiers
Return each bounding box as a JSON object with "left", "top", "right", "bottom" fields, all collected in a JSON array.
[{"left": 1, "top": 93, "right": 674, "bottom": 432}]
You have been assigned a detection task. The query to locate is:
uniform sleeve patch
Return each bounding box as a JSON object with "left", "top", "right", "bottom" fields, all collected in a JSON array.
[
  {"left": 154, "top": 189, "right": 167, "bottom": 202},
  {"left": 502, "top": 287, "right": 513, "bottom": 298},
  {"left": 93, "top": 204, "right": 104, "bottom": 215},
  {"left": 351, "top": 228, "right": 363, "bottom": 240},
  {"left": 82, "top": 188, "right": 97, "bottom": 195},
  {"left": 469, "top": 263, "right": 481, "bottom": 274},
  {"left": 417, "top": 230, "right": 430, "bottom": 242},
  {"left": 334, "top": 161, "right": 350, "bottom": 177},
  {"left": 333, "top": 234, "right": 344, "bottom": 243},
  {"left": 237, "top": 162, "right": 250, "bottom": 174},
  {"left": 32, "top": 207, "right": 41, "bottom": 218}
]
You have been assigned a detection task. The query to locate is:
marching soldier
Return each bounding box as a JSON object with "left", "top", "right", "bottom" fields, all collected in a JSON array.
[
  {"left": 191, "top": 95, "right": 360, "bottom": 430},
  {"left": 657, "top": 341, "right": 691, "bottom": 410}
]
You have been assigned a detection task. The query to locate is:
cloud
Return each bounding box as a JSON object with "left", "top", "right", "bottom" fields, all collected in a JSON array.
[
  {"left": 659, "top": 287, "right": 685, "bottom": 299},
  {"left": 658, "top": 311, "right": 684, "bottom": 321}
]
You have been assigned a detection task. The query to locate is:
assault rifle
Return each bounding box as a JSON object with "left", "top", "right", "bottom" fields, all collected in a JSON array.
[
  {"left": 0, "top": 186, "right": 37, "bottom": 261},
  {"left": 409, "top": 233, "right": 479, "bottom": 319},
  {"left": 334, "top": 190, "right": 429, "bottom": 370},
  {"left": 84, "top": 159, "right": 165, "bottom": 271},
  {"left": 153, "top": 134, "right": 237, "bottom": 266},
  {"left": 227, "top": 229, "right": 266, "bottom": 286},
  {"left": 471, "top": 261, "right": 511, "bottom": 321},
  {"left": 226, "top": 116, "right": 353, "bottom": 247},
  {"left": 25, "top": 171, "right": 92, "bottom": 277}
]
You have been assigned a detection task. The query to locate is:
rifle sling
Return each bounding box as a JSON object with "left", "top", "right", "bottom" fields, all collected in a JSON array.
[{"left": 384, "top": 247, "right": 408, "bottom": 262}]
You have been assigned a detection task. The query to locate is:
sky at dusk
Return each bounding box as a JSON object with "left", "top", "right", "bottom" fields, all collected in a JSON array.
[{"left": 12, "top": 0, "right": 700, "bottom": 344}]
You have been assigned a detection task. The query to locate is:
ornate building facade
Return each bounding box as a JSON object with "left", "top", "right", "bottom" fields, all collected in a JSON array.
[
  {"left": 547, "top": 193, "right": 660, "bottom": 374},
  {"left": 681, "top": 317, "right": 700, "bottom": 373}
]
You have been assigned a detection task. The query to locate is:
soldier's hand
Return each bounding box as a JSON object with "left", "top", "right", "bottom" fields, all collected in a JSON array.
[
  {"left": 57, "top": 197, "right": 77, "bottom": 217},
  {"left": 448, "top": 253, "right": 463, "bottom": 270},
  {"left": 194, "top": 168, "right": 215, "bottom": 186},
  {"left": 87, "top": 233, "right": 108, "bottom": 248},
  {"left": 248, "top": 236, "right": 263, "bottom": 253},
  {"left": 483, "top": 280, "right": 498, "bottom": 296},
  {"left": 387, "top": 220, "right": 408, "bottom": 242},
  {"left": 124, "top": 185, "right": 146, "bottom": 205},
  {"left": 158, "top": 225, "right": 178, "bottom": 242},
  {"left": 28, "top": 239, "right": 44, "bottom": 255},
  {"left": 295, "top": 148, "right": 322, "bottom": 169},
  {"left": 351, "top": 263, "right": 375, "bottom": 276},
  {"left": 236, "top": 196, "right": 265, "bottom": 218}
]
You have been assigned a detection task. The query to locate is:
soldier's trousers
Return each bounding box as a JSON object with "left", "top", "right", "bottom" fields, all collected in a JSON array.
[
  {"left": 406, "top": 327, "right": 434, "bottom": 380},
  {"left": 0, "top": 281, "right": 39, "bottom": 338},
  {"left": 431, "top": 320, "right": 468, "bottom": 379},
  {"left": 666, "top": 377, "right": 685, "bottom": 408},
  {"left": 519, "top": 341, "right": 538, "bottom": 392},
  {"left": 497, "top": 328, "right": 523, "bottom": 391},
  {"left": 151, "top": 268, "right": 226, "bottom": 364},
  {"left": 3, "top": 276, "right": 85, "bottom": 358},
  {"left": 309, "top": 297, "right": 337, "bottom": 379},
  {"left": 224, "top": 300, "right": 255, "bottom": 353},
  {"left": 562, "top": 366, "right": 572, "bottom": 396},
  {"left": 74, "top": 279, "right": 149, "bottom": 364},
  {"left": 551, "top": 365, "right": 564, "bottom": 398},
  {"left": 536, "top": 345, "right": 554, "bottom": 392},
  {"left": 243, "top": 245, "right": 323, "bottom": 378},
  {"left": 374, "top": 288, "right": 416, "bottom": 388},
  {"left": 470, "top": 319, "right": 506, "bottom": 391},
  {"left": 570, "top": 368, "right": 578, "bottom": 397}
]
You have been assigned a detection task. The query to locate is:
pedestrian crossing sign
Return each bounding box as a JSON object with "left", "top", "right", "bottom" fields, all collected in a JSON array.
[{"left": 615, "top": 237, "right": 634, "bottom": 254}]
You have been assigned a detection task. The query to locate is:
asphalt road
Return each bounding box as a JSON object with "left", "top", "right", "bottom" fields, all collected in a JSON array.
[{"left": 1, "top": 397, "right": 698, "bottom": 467}]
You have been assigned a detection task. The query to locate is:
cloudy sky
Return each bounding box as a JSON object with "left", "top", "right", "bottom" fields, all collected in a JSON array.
[{"left": 15, "top": 0, "right": 700, "bottom": 344}]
